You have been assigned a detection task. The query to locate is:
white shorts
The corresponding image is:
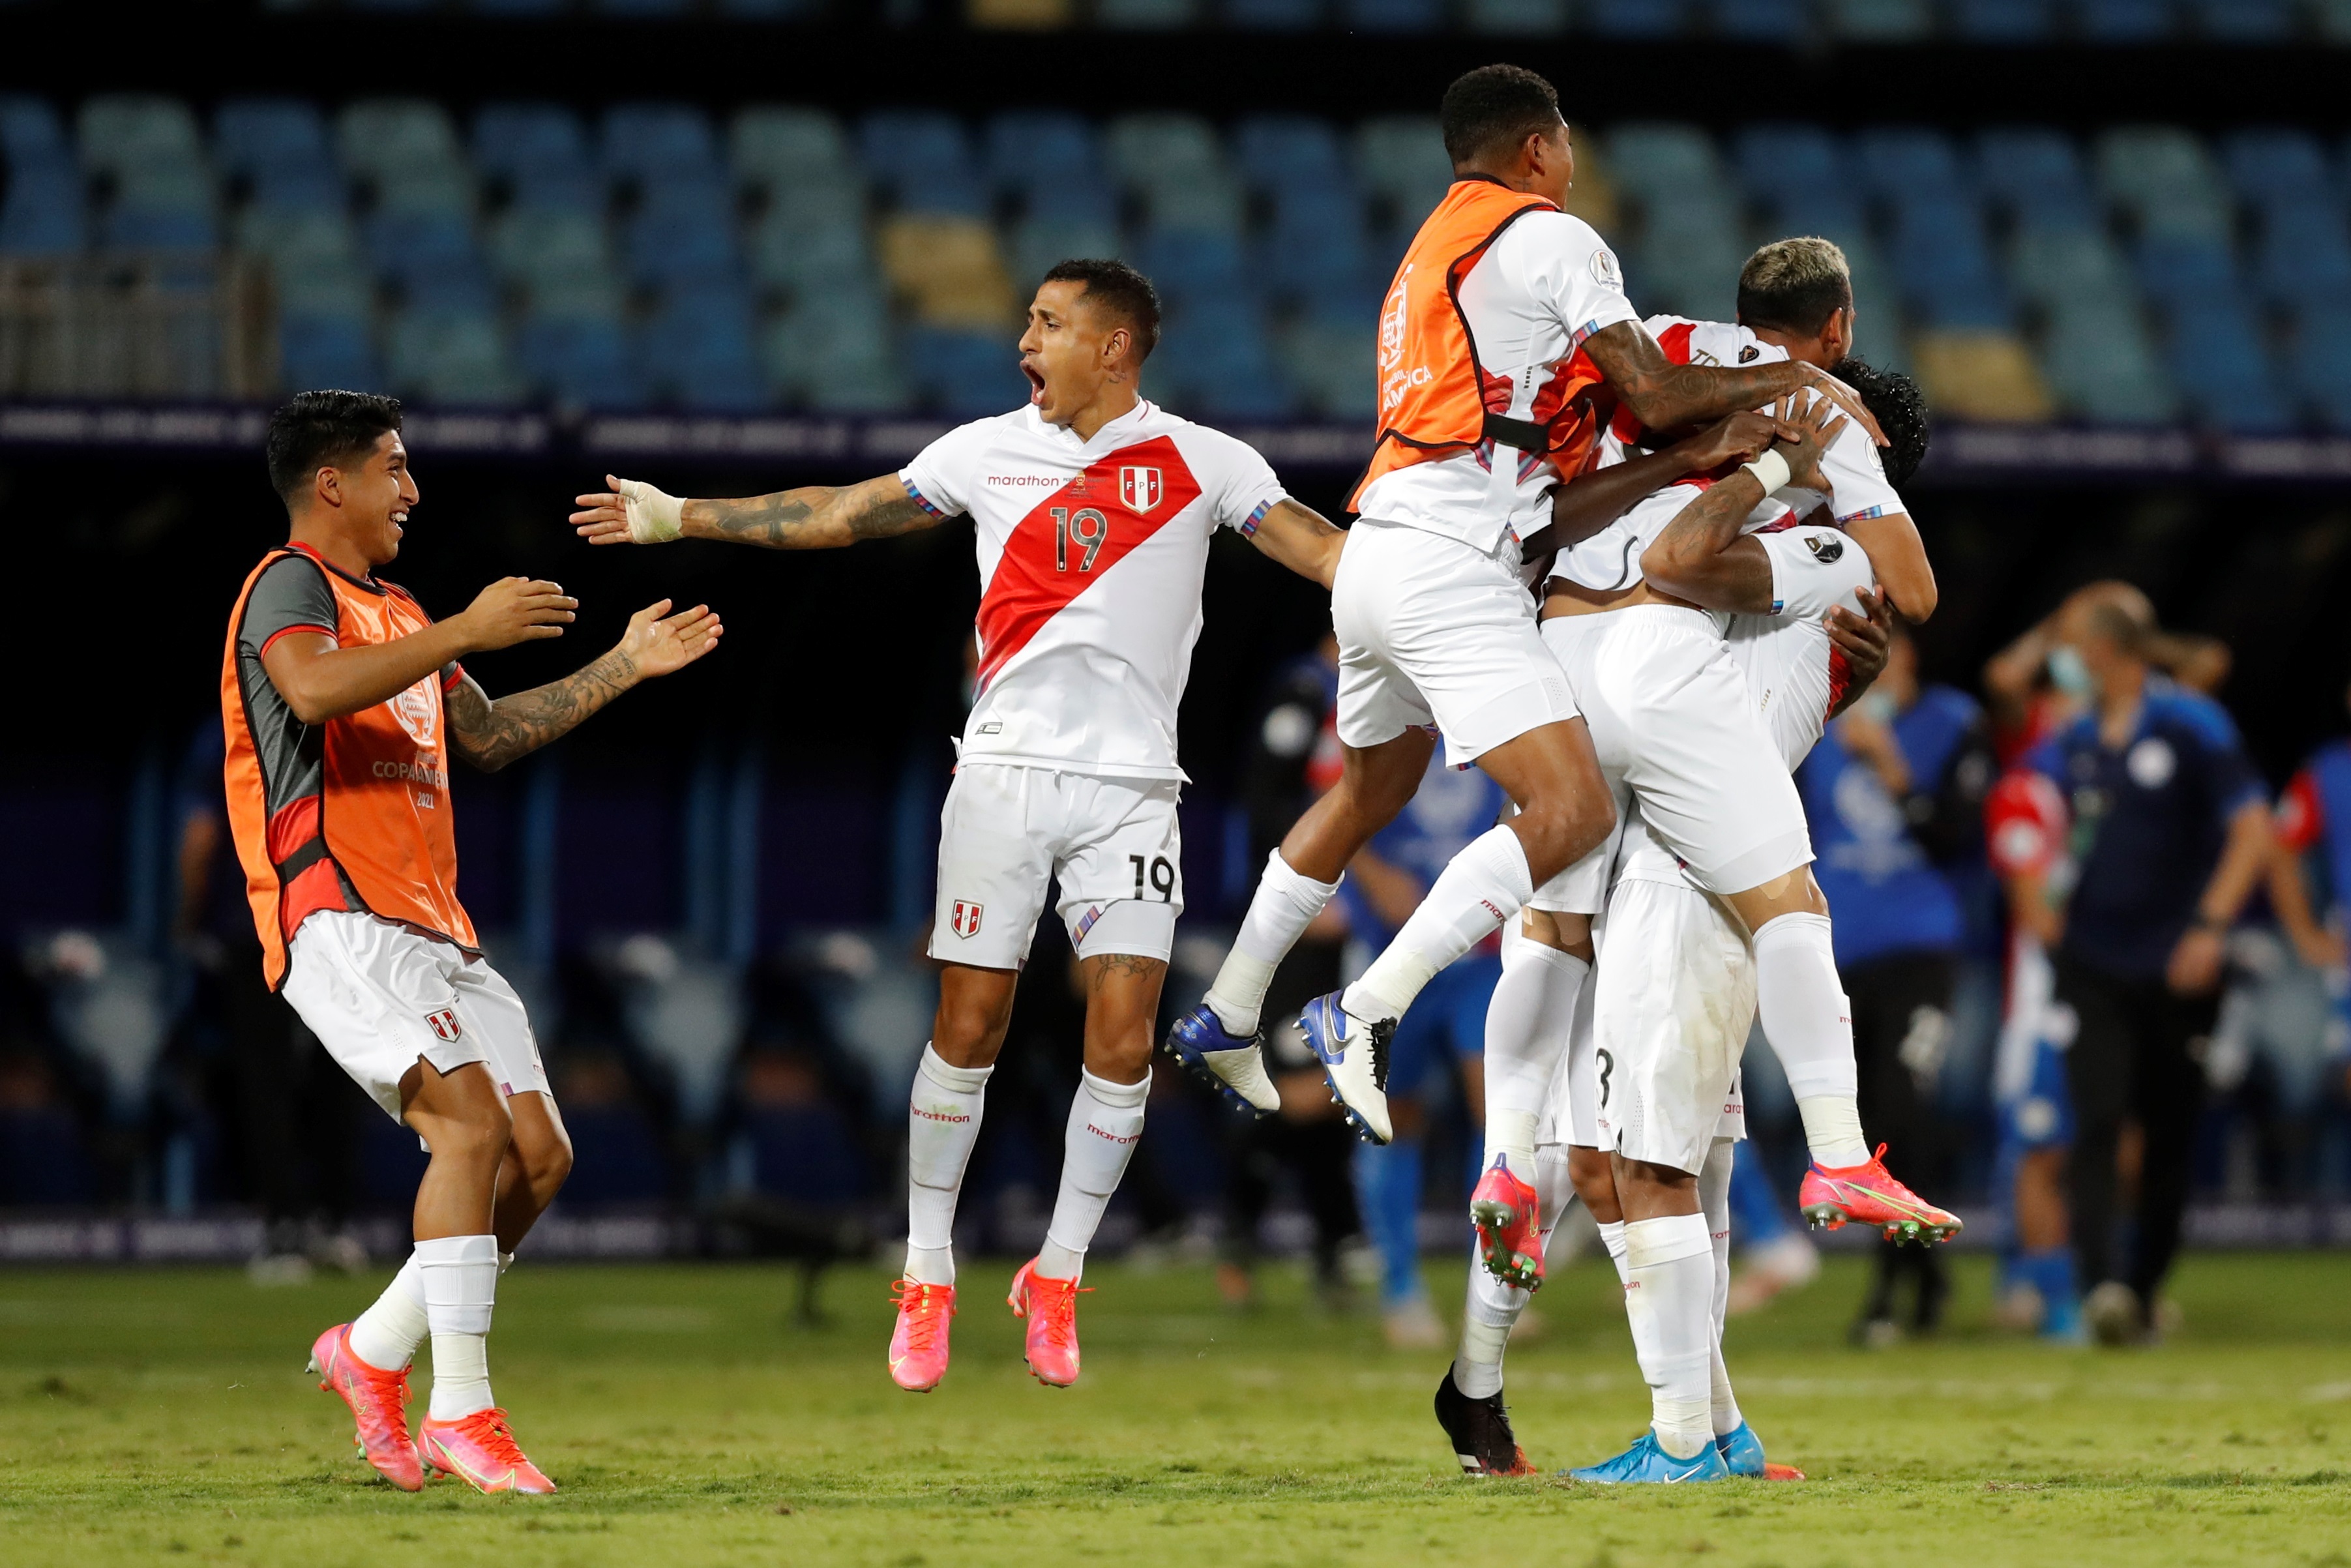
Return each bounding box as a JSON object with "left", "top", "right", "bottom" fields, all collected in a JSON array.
[
  {"left": 1588, "top": 876, "right": 1758, "bottom": 1175},
  {"left": 1538, "top": 606, "right": 1812, "bottom": 896},
  {"left": 1332, "top": 518, "right": 1578, "bottom": 768},
  {"left": 281, "top": 909, "right": 550, "bottom": 1123},
  {"left": 929, "top": 763, "right": 1182, "bottom": 970}
]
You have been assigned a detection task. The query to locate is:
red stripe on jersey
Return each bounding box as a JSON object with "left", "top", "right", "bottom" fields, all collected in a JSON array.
[
  {"left": 265, "top": 793, "right": 322, "bottom": 865},
  {"left": 1824, "top": 645, "right": 1852, "bottom": 728},
  {"left": 972, "top": 435, "right": 1204, "bottom": 692}
]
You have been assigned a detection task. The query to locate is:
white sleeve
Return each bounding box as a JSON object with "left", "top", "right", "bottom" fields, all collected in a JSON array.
[
  {"left": 1758, "top": 524, "right": 1874, "bottom": 621},
  {"left": 1527, "top": 211, "right": 1640, "bottom": 346},
  {"left": 1204, "top": 432, "right": 1288, "bottom": 535},
  {"left": 1777, "top": 407, "right": 1905, "bottom": 525},
  {"left": 896, "top": 419, "right": 992, "bottom": 519}
]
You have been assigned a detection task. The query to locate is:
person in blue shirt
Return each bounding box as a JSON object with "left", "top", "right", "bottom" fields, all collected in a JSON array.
[
  {"left": 1796, "top": 621, "right": 1992, "bottom": 1344},
  {"left": 1337, "top": 748, "right": 1511, "bottom": 1350},
  {"left": 2022, "top": 595, "right": 2273, "bottom": 1346}
]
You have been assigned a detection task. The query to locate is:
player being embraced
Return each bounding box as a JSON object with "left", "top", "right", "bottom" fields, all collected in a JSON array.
[
  {"left": 570, "top": 260, "right": 1346, "bottom": 1393},
  {"left": 227, "top": 392, "right": 720, "bottom": 1494}
]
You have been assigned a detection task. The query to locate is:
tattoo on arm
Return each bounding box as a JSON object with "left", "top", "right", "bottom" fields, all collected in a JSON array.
[
  {"left": 1584, "top": 322, "right": 1805, "bottom": 432},
  {"left": 685, "top": 476, "right": 936, "bottom": 549},
  {"left": 445, "top": 654, "right": 638, "bottom": 773}
]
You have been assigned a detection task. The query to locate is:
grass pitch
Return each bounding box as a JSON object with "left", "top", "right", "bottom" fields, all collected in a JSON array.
[{"left": 1, "top": 1249, "right": 2348, "bottom": 1567}]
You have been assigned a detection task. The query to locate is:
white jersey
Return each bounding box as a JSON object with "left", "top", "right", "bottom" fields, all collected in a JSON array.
[
  {"left": 900, "top": 400, "right": 1286, "bottom": 782},
  {"left": 1353, "top": 207, "right": 1639, "bottom": 552}
]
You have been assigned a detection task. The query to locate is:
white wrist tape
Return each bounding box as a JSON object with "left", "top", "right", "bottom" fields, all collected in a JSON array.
[
  {"left": 619, "top": 478, "right": 683, "bottom": 544},
  {"left": 1741, "top": 449, "right": 1792, "bottom": 496}
]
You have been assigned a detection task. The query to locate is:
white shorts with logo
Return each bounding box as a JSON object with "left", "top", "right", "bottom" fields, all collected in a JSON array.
[
  {"left": 281, "top": 908, "right": 550, "bottom": 1123},
  {"left": 1534, "top": 606, "right": 1812, "bottom": 899},
  {"left": 1332, "top": 518, "right": 1579, "bottom": 768},
  {"left": 929, "top": 763, "right": 1182, "bottom": 971},
  {"left": 1587, "top": 876, "right": 1756, "bottom": 1174}
]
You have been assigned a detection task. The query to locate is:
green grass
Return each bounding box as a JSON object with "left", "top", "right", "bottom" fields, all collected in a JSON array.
[{"left": 2, "top": 1250, "right": 2350, "bottom": 1566}]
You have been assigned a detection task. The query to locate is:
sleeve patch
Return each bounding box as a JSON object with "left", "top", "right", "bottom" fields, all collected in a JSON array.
[
  {"left": 900, "top": 475, "right": 947, "bottom": 518},
  {"left": 1837, "top": 505, "right": 1889, "bottom": 523},
  {"left": 1239, "top": 497, "right": 1277, "bottom": 537}
]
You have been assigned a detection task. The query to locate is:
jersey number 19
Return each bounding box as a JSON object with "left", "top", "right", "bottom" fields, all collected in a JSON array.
[{"left": 1052, "top": 506, "right": 1109, "bottom": 572}]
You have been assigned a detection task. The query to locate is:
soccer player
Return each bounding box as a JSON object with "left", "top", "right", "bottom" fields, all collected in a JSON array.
[
  {"left": 1166, "top": 65, "right": 1882, "bottom": 1156},
  {"left": 228, "top": 391, "right": 722, "bottom": 1494},
  {"left": 569, "top": 259, "right": 1348, "bottom": 1393}
]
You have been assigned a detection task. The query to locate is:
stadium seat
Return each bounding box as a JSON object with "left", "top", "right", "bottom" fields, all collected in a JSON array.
[
  {"left": 1588, "top": 0, "right": 1690, "bottom": 37},
  {"left": 2133, "top": 232, "right": 2240, "bottom": 307},
  {"left": 2187, "top": 0, "right": 2293, "bottom": 40},
  {"left": 1010, "top": 216, "right": 1122, "bottom": 289},
  {"left": 1354, "top": 115, "right": 1453, "bottom": 222},
  {"left": 624, "top": 178, "right": 740, "bottom": 286},
  {"left": 214, "top": 98, "right": 334, "bottom": 185},
  {"left": 2078, "top": 0, "right": 2174, "bottom": 38},
  {"left": 1711, "top": 0, "right": 1809, "bottom": 43},
  {"left": 336, "top": 99, "right": 464, "bottom": 186},
  {"left": 1262, "top": 186, "right": 1370, "bottom": 308},
  {"left": 862, "top": 111, "right": 977, "bottom": 203},
  {"left": 984, "top": 110, "right": 1099, "bottom": 198},
  {"left": 372, "top": 163, "right": 479, "bottom": 219},
  {"left": 1731, "top": 124, "right": 1850, "bottom": 207},
  {"left": 78, "top": 95, "right": 204, "bottom": 181},
  {"left": 1138, "top": 228, "right": 1249, "bottom": 301},
  {"left": 1462, "top": 0, "right": 1569, "bottom": 32},
  {"left": 749, "top": 182, "right": 874, "bottom": 299},
  {"left": 1152, "top": 297, "right": 1293, "bottom": 418},
  {"left": 1890, "top": 200, "right": 2013, "bottom": 329},
  {"left": 2253, "top": 205, "right": 2351, "bottom": 312},
  {"left": 1975, "top": 127, "right": 2094, "bottom": 230},
  {"left": 0, "top": 169, "right": 87, "bottom": 258},
  {"left": 1823, "top": 0, "right": 1932, "bottom": 39},
  {"left": 2286, "top": 304, "right": 2351, "bottom": 430},
  {"left": 100, "top": 203, "right": 217, "bottom": 255},
  {"left": 518, "top": 313, "right": 647, "bottom": 410},
  {"left": 763, "top": 284, "right": 905, "bottom": 411},
  {"left": 903, "top": 324, "right": 1028, "bottom": 416},
  {"left": 488, "top": 205, "right": 618, "bottom": 296},
  {"left": 1629, "top": 193, "right": 1746, "bottom": 321},
  {"left": 1234, "top": 115, "right": 1347, "bottom": 196},
  {"left": 386, "top": 304, "right": 523, "bottom": 406},
  {"left": 279, "top": 314, "right": 385, "bottom": 395},
  {"left": 1951, "top": 0, "right": 2056, "bottom": 40},
  {"left": 2038, "top": 298, "right": 2176, "bottom": 422},
  {"left": 244, "top": 166, "right": 347, "bottom": 214},
  {"left": 1223, "top": 0, "right": 1325, "bottom": 29},
  {"left": 2008, "top": 227, "right": 2135, "bottom": 309},
  {"left": 1097, "top": 0, "right": 1205, "bottom": 23},
  {"left": 1277, "top": 318, "right": 1376, "bottom": 417},
  {"left": 1856, "top": 128, "right": 1967, "bottom": 204},
  {"left": 474, "top": 102, "right": 595, "bottom": 192},
  {"left": 1343, "top": 0, "right": 1445, "bottom": 30},
  {"left": 2159, "top": 298, "right": 2294, "bottom": 434},
  {"left": 2221, "top": 130, "right": 2335, "bottom": 209},
  {"left": 1606, "top": 122, "right": 1724, "bottom": 200},
  {"left": 643, "top": 286, "right": 769, "bottom": 412},
  {"left": 603, "top": 102, "right": 721, "bottom": 186},
  {"left": 2096, "top": 126, "right": 2232, "bottom": 241},
  {"left": 731, "top": 107, "right": 851, "bottom": 194},
  {"left": 2322, "top": 0, "right": 2351, "bottom": 41},
  {"left": 0, "top": 95, "right": 70, "bottom": 165},
  {"left": 1106, "top": 113, "right": 1224, "bottom": 193},
  {"left": 1909, "top": 331, "right": 2054, "bottom": 421},
  {"left": 878, "top": 213, "right": 1015, "bottom": 327}
]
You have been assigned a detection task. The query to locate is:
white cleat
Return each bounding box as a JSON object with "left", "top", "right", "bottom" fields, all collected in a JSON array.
[{"left": 1162, "top": 1005, "right": 1282, "bottom": 1115}]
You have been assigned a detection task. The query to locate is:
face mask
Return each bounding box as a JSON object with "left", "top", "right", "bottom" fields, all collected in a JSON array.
[{"left": 2048, "top": 643, "right": 2095, "bottom": 700}]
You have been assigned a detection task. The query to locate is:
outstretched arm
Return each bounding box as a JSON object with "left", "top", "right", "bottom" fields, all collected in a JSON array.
[
  {"left": 447, "top": 600, "right": 723, "bottom": 773},
  {"left": 1244, "top": 498, "right": 1348, "bottom": 589},
  {"left": 570, "top": 473, "right": 943, "bottom": 550},
  {"left": 1580, "top": 320, "right": 1886, "bottom": 446},
  {"left": 261, "top": 577, "right": 578, "bottom": 726}
]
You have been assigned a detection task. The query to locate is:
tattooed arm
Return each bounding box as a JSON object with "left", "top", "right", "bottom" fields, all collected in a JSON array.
[
  {"left": 569, "top": 473, "right": 940, "bottom": 550},
  {"left": 447, "top": 599, "right": 723, "bottom": 772},
  {"left": 1580, "top": 320, "right": 1885, "bottom": 447}
]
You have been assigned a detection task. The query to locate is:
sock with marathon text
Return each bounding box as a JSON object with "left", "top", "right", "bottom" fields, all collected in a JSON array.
[
  {"left": 1482, "top": 930, "right": 1588, "bottom": 1178},
  {"left": 1207, "top": 851, "right": 1342, "bottom": 1038},
  {"left": 906, "top": 1044, "right": 992, "bottom": 1286},
  {"left": 1346, "top": 825, "right": 1534, "bottom": 1024},
  {"left": 1037, "top": 1069, "right": 1150, "bottom": 1280},
  {"left": 1621, "top": 1213, "right": 1716, "bottom": 1461},
  {"left": 1752, "top": 912, "right": 1872, "bottom": 1168},
  {"left": 417, "top": 1234, "right": 498, "bottom": 1422},
  {"left": 347, "top": 1252, "right": 429, "bottom": 1372}
]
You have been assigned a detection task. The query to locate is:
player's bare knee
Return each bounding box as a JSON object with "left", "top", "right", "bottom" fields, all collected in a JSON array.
[
  {"left": 1508, "top": 792, "right": 1610, "bottom": 884},
  {"left": 1567, "top": 1146, "right": 1619, "bottom": 1217}
]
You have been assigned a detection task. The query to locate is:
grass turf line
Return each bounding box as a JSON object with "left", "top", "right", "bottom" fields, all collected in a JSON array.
[{"left": 1, "top": 1252, "right": 2348, "bottom": 1566}]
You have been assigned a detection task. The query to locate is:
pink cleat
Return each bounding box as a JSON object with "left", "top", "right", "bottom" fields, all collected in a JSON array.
[
  {"left": 887, "top": 1277, "right": 956, "bottom": 1392},
  {"left": 307, "top": 1324, "right": 422, "bottom": 1492},
  {"left": 1469, "top": 1155, "right": 1545, "bottom": 1292},
  {"left": 416, "top": 1408, "right": 556, "bottom": 1494},
  {"left": 1007, "top": 1258, "right": 1087, "bottom": 1388},
  {"left": 1799, "top": 1144, "right": 1963, "bottom": 1245}
]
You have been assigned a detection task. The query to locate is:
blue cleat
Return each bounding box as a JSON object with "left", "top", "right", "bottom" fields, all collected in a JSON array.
[
  {"left": 1296, "top": 991, "right": 1393, "bottom": 1144},
  {"left": 1564, "top": 1430, "right": 1730, "bottom": 1484},
  {"left": 1160, "top": 1004, "right": 1280, "bottom": 1115},
  {"left": 1716, "top": 1421, "right": 1768, "bottom": 1477}
]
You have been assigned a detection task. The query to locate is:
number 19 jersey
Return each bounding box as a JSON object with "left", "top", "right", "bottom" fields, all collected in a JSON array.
[{"left": 900, "top": 399, "right": 1288, "bottom": 782}]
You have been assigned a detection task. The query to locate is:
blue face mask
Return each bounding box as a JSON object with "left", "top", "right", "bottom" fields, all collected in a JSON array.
[{"left": 2048, "top": 643, "right": 2095, "bottom": 700}]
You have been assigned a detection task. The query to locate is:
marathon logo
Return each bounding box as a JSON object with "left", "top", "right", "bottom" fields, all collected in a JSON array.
[
  {"left": 912, "top": 1106, "right": 972, "bottom": 1124},
  {"left": 1084, "top": 1121, "right": 1142, "bottom": 1146}
]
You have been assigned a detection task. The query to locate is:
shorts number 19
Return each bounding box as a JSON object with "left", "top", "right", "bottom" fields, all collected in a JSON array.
[{"left": 1129, "top": 853, "right": 1176, "bottom": 902}]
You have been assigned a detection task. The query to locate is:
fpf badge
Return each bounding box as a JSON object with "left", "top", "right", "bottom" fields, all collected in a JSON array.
[
  {"left": 950, "top": 900, "right": 984, "bottom": 939},
  {"left": 1119, "top": 466, "right": 1162, "bottom": 513}
]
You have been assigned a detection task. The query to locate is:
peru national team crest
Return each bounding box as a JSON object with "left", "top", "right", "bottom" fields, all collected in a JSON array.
[
  {"left": 425, "top": 1007, "right": 462, "bottom": 1043},
  {"left": 950, "top": 899, "right": 984, "bottom": 939},
  {"left": 1119, "top": 466, "right": 1164, "bottom": 514}
]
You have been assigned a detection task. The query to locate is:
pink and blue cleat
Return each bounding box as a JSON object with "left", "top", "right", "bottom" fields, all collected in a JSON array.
[
  {"left": 1799, "top": 1144, "right": 1963, "bottom": 1245},
  {"left": 416, "top": 1407, "right": 557, "bottom": 1494},
  {"left": 1469, "top": 1155, "right": 1545, "bottom": 1292},
  {"left": 888, "top": 1277, "right": 956, "bottom": 1392},
  {"left": 307, "top": 1323, "right": 422, "bottom": 1492},
  {"left": 1007, "top": 1258, "right": 1087, "bottom": 1387}
]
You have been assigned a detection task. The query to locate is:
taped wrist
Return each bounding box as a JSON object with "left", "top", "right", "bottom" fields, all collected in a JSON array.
[
  {"left": 1741, "top": 449, "right": 1793, "bottom": 496},
  {"left": 622, "top": 479, "right": 684, "bottom": 543}
]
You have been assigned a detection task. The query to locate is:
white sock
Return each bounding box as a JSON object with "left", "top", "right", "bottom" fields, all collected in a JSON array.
[
  {"left": 906, "top": 1044, "right": 992, "bottom": 1286},
  {"left": 1483, "top": 937, "right": 1588, "bottom": 1177},
  {"left": 1036, "top": 1068, "right": 1150, "bottom": 1280},
  {"left": 1597, "top": 1216, "right": 1631, "bottom": 1286},
  {"left": 1753, "top": 912, "right": 1870, "bottom": 1167},
  {"left": 1346, "top": 825, "right": 1533, "bottom": 1023},
  {"left": 417, "top": 1234, "right": 497, "bottom": 1421},
  {"left": 498, "top": 1250, "right": 515, "bottom": 1275},
  {"left": 1621, "top": 1212, "right": 1715, "bottom": 1460},
  {"left": 1455, "top": 1239, "right": 1535, "bottom": 1400},
  {"left": 1207, "top": 851, "right": 1342, "bottom": 1037},
  {"left": 347, "top": 1253, "right": 428, "bottom": 1371},
  {"left": 1699, "top": 1140, "right": 1742, "bottom": 1438}
]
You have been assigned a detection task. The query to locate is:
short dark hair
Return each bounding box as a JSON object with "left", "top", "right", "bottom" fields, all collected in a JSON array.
[
  {"left": 265, "top": 390, "right": 403, "bottom": 507},
  {"left": 1737, "top": 237, "right": 1854, "bottom": 337},
  {"left": 1041, "top": 258, "right": 1161, "bottom": 362},
  {"left": 1440, "top": 65, "right": 1563, "bottom": 168},
  {"left": 1833, "top": 356, "right": 1930, "bottom": 488}
]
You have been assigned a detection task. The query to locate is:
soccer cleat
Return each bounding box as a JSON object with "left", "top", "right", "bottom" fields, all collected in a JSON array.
[
  {"left": 1161, "top": 1004, "right": 1281, "bottom": 1115},
  {"left": 1716, "top": 1421, "right": 1805, "bottom": 1481},
  {"left": 306, "top": 1323, "right": 423, "bottom": 1492},
  {"left": 416, "top": 1408, "right": 556, "bottom": 1494},
  {"left": 1469, "top": 1155, "right": 1545, "bottom": 1292},
  {"left": 1295, "top": 991, "right": 1393, "bottom": 1144},
  {"left": 1565, "top": 1430, "right": 1730, "bottom": 1484},
  {"left": 1007, "top": 1258, "right": 1087, "bottom": 1387},
  {"left": 887, "top": 1277, "right": 956, "bottom": 1392},
  {"left": 1797, "top": 1144, "right": 1962, "bottom": 1245},
  {"left": 1433, "top": 1370, "right": 1533, "bottom": 1477}
]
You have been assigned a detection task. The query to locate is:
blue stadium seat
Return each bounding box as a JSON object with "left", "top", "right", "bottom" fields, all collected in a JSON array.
[
  {"left": 1629, "top": 193, "right": 1747, "bottom": 321},
  {"left": 625, "top": 179, "right": 741, "bottom": 286},
  {"left": 731, "top": 107, "right": 851, "bottom": 192},
  {"left": 0, "top": 95, "right": 70, "bottom": 164},
  {"left": 1462, "top": 0, "right": 1568, "bottom": 31},
  {"left": 763, "top": 284, "right": 904, "bottom": 411},
  {"left": 1711, "top": 0, "right": 1807, "bottom": 40},
  {"left": 1889, "top": 201, "right": 2013, "bottom": 329},
  {"left": 984, "top": 111, "right": 1099, "bottom": 197},
  {"left": 1224, "top": 0, "right": 1324, "bottom": 28},
  {"left": 749, "top": 183, "right": 872, "bottom": 297},
  {"left": 2039, "top": 298, "right": 2176, "bottom": 422},
  {"left": 0, "top": 168, "right": 85, "bottom": 257},
  {"left": 100, "top": 204, "right": 217, "bottom": 254},
  {"left": 1732, "top": 124, "right": 1850, "bottom": 206},
  {"left": 1106, "top": 113, "right": 1224, "bottom": 192},
  {"left": 2221, "top": 129, "right": 2335, "bottom": 208},
  {"left": 489, "top": 205, "right": 617, "bottom": 294},
  {"left": 365, "top": 210, "right": 496, "bottom": 309},
  {"left": 2008, "top": 227, "right": 2134, "bottom": 308},
  {"left": 246, "top": 166, "right": 347, "bottom": 213},
  {"left": 2188, "top": 0, "right": 2293, "bottom": 39},
  {"left": 2078, "top": 0, "right": 2174, "bottom": 39},
  {"left": 1011, "top": 215, "right": 1123, "bottom": 288},
  {"left": 1976, "top": 128, "right": 2093, "bottom": 229},
  {"left": 1856, "top": 128, "right": 1967, "bottom": 204},
  {"left": 475, "top": 102, "right": 595, "bottom": 189},
  {"left": 1353, "top": 115, "right": 1455, "bottom": 223},
  {"left": 903, "top": 325, "right": 1028, "bottom": 416},
  {"left": 337, "top": 100, "right": 464, "bottom": 185},
  {"left": 1234, "top": 115, "right": 1347, "bottom": 196},
  {"left": 2134, "top": 232, "right": 2240, "bottom": 306},
  {"left": 1344, "top": 0, "right": 1445, "bottom": 29},
  {"left": 1097, "top": 0, "right": 1206, "bottom": 24},
  {"left": 518, "top": 314, "right": 647, "bottom": 409},
  {"left": 280, "top": 315, "right": 384, "bottom": 394},
  {"left": 2253, "top": 206, "right": 2351, "bottom": 312},
  {"left": 1588, "top": 0, "right": 1690, "bottom": 37},
  {"left": 1138, "top": 229, "right": 1248, "bottom": 300},
  {"left": 862, "top": 110, "right": 975, "bottom": 196},
  {"left": 1278, "top": 318, "right": 1376, "bottom": 415},
  {"left": 386, "top": 304, "right": 523, "bottom": 406},
  {"left": 604, "top": 102, "right": 720, "bottom": 185},
  {"left": 2161, "top": 299, "right": 2294, "bottom": 434},
  {"left": 215, "top": 99, "right": 333, "bottom": 183},
  {"left": 1824, "top": 0, "right": 1932, "bottom": 38},
  {"left": 2287, "top": 305, "right": 2351, "bottom": 431},
  {"left": 372, "top": 164, "right": 478, "bottom": 219},
  {"left": 1151, "top": 297, "right": 1290, "bottom": 418},
  {"left": 643, "top": 286, "right": 768, "bottom": 412},
  {"left": 78, "top": 95, "right": 205, "bottom": 178},
  {"left": 1951, "top": 0, "right": 2055, "bottom": 39},
  {"left": 1263, "top": 186, "right": 1370, "bottom": 306}
]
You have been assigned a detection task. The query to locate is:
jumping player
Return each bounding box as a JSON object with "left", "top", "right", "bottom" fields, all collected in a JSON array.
[
  {"left": 570, "top": 259, "right": 1346, "bottom": 1394},
  {"left": 227, "top": 391, "right": 722, "bottom": 1494}
]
